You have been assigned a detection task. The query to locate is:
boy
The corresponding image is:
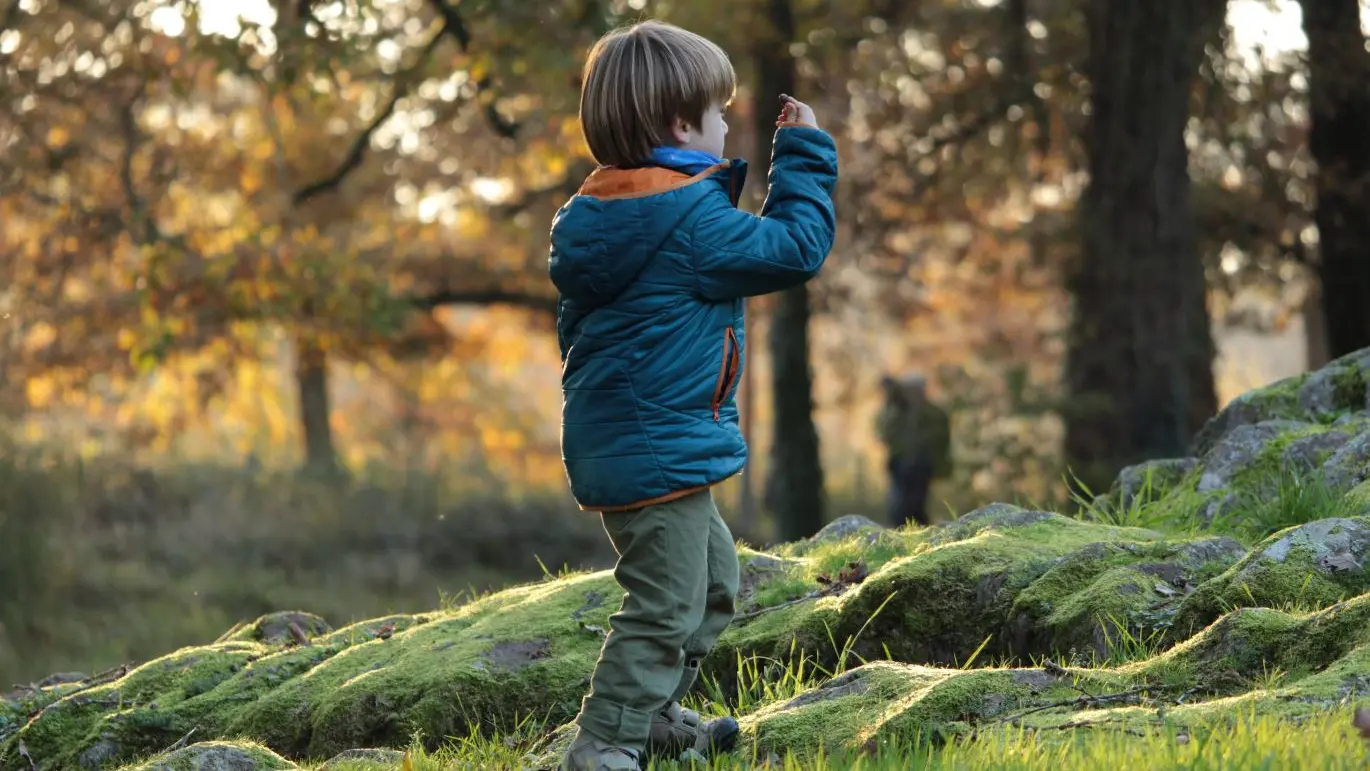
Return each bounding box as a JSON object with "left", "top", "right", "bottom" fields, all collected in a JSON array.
[{"left": 549, "top": 19, "right": 839, "bottom": 771}]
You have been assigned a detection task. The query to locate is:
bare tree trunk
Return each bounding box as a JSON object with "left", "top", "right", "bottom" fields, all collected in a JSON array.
[
  {"left": 295, "top": 334, "right": 339, "bottom": 475},
  {"left": 1303, "top": 0, "right": 1370, "bottom": 359},
  {"left": 1064, "top": 0, "right": 1223, "bottom": 492},
  {"left": 1303, "top": 282, "right": 1332, "bottom": 369},
  {"left": 753, "top": 0, "right": 825, "bottom": 541},
  {"left": 737, "top": 305, "right": 759, "bottom": 531}
]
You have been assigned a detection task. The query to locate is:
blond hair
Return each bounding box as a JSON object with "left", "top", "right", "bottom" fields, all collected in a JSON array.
[{"left": 579, "top": 20, "right": 736, "bottom": 168}]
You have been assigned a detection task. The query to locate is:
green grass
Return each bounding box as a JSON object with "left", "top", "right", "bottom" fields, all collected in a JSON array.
[
  {"left": 306, "top": 705, "right": 1370, "bottom": 770},
  {"left": 1213, "top": 465, "right": 1347, "bottom": 541},
  {"left": 1067, "top": 468, "right": 1184, "bottom": 534}
]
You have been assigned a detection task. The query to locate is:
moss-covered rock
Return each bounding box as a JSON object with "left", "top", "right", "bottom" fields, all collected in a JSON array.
[
  {"left": 1170, "top": 518, "right": 1370, "bottom": 637},
  {"left": 704, "top": 507, "right": 1176, "bottom": 697},
  {"left": 12, "top": 349, "right": 1370, "bottom": 769},
  {"left": 1190, "top": 374, "right": 1310, "bottom": 457},
  {"left": 223, "top": 613, "right": 333, "bottom": 646},
  {"left": 1006, "top": 536, "right": 1246, "bottom": 662},
  {"left": 318, "top": 748, "right": 406, "bottom": 769},
  {"left": 728, "top": 593, "right": 1370, "bottom": 758},
  {"left": 126, "top": 741, "right": 297, "bottom": 771},
  {"left": 1098, "top": 458, "right": 1198, "bottom": 512}
]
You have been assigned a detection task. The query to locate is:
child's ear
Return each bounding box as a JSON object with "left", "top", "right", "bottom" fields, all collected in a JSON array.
[{"left": 669, "top": 115, "right": 693, "bottom": 145}]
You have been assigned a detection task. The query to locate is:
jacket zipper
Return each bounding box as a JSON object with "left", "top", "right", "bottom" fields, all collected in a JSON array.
[{"left": 711, "top": 327, "right": 741, "bottom": 422}]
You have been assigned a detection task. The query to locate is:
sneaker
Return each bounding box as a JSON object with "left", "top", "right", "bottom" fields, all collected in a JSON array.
[
  {"left": 647, "top": 701, "right": 740, "bottom": 758},
  {"left": 560, "top": 728, "right": 642, "bottom": 771}
]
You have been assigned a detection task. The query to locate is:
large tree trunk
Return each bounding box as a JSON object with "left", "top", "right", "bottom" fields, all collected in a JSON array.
[
  {"left": 1302, "top": 0, "right": 1370, "bottom": 359},
  {"left": 753, "top": 0, "right": 825, "bottom": 541},
  {"left": 1303, "top": 282, "right": 1332, "bottom": 369},
  {"left": 295, "top": 335, "right": 340, "bottom": 474},
  {"left": 1064, "top": 0, "right": 1223, "bottom": 493}
]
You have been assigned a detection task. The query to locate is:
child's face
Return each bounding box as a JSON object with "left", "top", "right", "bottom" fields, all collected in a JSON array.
[{"left": 672, "top": 102, "right": 728, "bottom": 158}]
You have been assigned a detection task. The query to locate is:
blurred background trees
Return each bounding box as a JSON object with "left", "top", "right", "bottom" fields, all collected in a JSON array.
[{"left": 2, "top": 0, "right": 1365, "bottom": 683}]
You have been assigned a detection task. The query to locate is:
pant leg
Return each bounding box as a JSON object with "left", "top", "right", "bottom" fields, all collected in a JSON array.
[
  {"left": 669, "top": 494, "right": 740, "bottom": 702},
  {"left": 907, "top": 460, "right": 934, "bottom": 526},
  {"left": 886, "top": 455, "right": 908, "bottom": 527},
  {"left": 575, "top": 490, "right": 713, "bottom": 750}
]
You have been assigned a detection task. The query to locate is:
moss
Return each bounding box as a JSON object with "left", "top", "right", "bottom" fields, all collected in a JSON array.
[
  {"left": 0, "top": 644, "right": 270, "bottom": 769},
  {"left": 1142, "top": 593, "right": 1370, "bottom": 690},
  {"left": 749, "top": 531, "right": 922, "bottom": 611},
  {"left": 0, "top": 571, "right": 623, "bottom": 767},
  {"left": 740, "top": 661, "right": 942, "bottom": 758},
  {"left": 1331, "top": 365, "right": 1368, "bottom": 413},
  {"left": 231, "top": 570, "right": 623, "bottom": 758},
  {"left": 742, "top": 661, "right": 1131, "bottom": 757},
  {"left": 1346, "top": 481, "right": 1370, "bottom": 514}
]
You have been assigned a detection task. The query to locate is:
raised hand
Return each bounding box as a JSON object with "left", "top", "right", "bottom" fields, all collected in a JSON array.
[{"left": 776, "top": 93, "right": 818, "bottom": 129}]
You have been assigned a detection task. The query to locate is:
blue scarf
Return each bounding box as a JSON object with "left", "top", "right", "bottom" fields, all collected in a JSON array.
[{"left": 646, "top": 146, "right": 723, "bottom": 175}]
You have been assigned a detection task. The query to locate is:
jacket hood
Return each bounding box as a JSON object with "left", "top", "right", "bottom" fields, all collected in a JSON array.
[{"left": 549, "top": 155, "right": 747, "bottom": 308}]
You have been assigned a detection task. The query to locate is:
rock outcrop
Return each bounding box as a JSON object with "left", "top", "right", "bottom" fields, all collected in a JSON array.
[{"left": 4, "top": 349, "right": 1370, "bottom": 769}]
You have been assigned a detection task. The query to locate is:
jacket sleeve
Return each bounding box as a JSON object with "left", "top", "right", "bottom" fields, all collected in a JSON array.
[{"left": 690, "top": 125, "right": 839, "bottom": 300}]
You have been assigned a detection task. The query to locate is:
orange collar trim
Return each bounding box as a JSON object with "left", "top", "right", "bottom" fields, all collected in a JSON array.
[{"left": 576, "top": 161, "right": 730, "bottom": 201}]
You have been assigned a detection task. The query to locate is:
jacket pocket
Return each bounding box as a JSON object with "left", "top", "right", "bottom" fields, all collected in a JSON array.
[{"left": 711, "top": 327, "right": 741, "bottom": 422}]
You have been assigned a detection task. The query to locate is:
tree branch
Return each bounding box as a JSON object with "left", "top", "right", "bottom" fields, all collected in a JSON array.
[
  {"left": 119, "top": 84, "right": 158, "bottom": 244},
  {"left": 292, "top": 23, "right": 448, "bottom": 206},
  {"left": 426, "top": 0, "right": 520, "bottom": 139},
  {"left": 487, "top": 160, "right": 595, "bottom": 218},
  {"left": 0, "top": 0, "right": 20, "bottom": 39},
  {"left": 412, "top": 289, "right": 556, "bottom": 316}
]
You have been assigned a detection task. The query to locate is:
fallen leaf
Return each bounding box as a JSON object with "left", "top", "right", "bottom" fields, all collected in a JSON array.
[
  {"left": 838, "top": 560, "right": 870, "bottom": 584},
  {"left": 1154, "top": 582, "right": 1178, "bottom": 597},
  {"left": 1354, "top": 706, "right": 1370, "bottom": 740},
  {"left": 816, "top": 561, "right": 871, "bottom": 596},
  {"left": 579, "top": 622, "right": 606, "bottom": 636}
]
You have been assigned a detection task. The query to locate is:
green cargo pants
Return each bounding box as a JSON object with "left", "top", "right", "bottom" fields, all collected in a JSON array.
[{"left": 574, "top": 489, "right": 740, "bottom": 751}]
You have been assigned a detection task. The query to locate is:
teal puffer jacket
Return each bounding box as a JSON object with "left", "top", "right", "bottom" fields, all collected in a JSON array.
[{"left": 549, "top": 125, "right": 838, "bottom": 511}]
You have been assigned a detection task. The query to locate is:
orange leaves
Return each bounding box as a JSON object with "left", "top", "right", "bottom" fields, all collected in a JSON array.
[
  {"left": 25, "top": 376, "right": 56, "bottom": 409},
  {"left": 45, "top": 126, "right": 70, "bottom": 148}
]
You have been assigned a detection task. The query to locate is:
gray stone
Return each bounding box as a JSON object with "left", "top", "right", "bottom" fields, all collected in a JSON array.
[
  {"left": 1281, "top": 429, "right": 1354, "bottom": 470},
  {"left": 1298, "top": 367, "right": 1346, "bottom": 417},
  {"left": 1190, "top": 380, "right": 1306, "bottom": 456},
  {"left": 78, "top": 739, "right": 121, "bottom": 769},
  {"left": 322, "top": 749, "right": 406, "bottom": 768},
  {"left": 1321, "top": 430, "right": 1370, "bottom": 492},
  {"left": 246, "top": 611, "right": 332, "bottom": 645},
  {"left": 1258, "top": 518, "right": 1370, "bottom": 568},
  {"left": 1197, "top": 421, "right": 1310, "bottom": 493},
  {"left": 809, "top": 514, "right": 885, "bottom": 544},
  {"left": 146, "top": 743, "right": 292, "bottom": 771},
  {"left": 1173, "top": 536, "right": 1247, "bottom": 568}
]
